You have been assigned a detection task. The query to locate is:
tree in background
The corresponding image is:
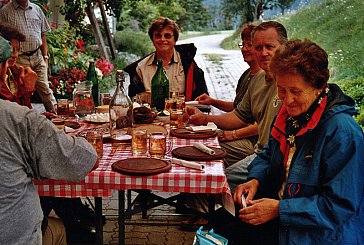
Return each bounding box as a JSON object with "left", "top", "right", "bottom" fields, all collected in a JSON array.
[
  {"left": 178, "top": 0, "right": 210, "bottom": 31},
  {"left": 221, "top": 0, "right": 295, "bottom": 26},
  {"left": 117, "top": 0, "right": 209, "bottom": 32}
]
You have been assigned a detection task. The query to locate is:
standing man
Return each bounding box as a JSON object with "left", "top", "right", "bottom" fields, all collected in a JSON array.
[
  {"left": 0, "top": 0, "right": 56, "bottom": 112},
  {"left": 186, "top": 21, "right": 288, "bottom": 193}
]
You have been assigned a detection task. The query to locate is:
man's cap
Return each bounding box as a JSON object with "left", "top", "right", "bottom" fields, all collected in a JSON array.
[{"left": 0, "top": 36, "right": 12, "bottom": 63}]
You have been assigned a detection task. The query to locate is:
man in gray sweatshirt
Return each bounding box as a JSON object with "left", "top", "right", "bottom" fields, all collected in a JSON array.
[{"left": 0, "top": 38, "right": 98, "bottom": 243}]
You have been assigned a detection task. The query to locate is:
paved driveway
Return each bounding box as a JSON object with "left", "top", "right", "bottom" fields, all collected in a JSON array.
[{"left": 178, "top": 32, "right": 248, "bottom": 114}]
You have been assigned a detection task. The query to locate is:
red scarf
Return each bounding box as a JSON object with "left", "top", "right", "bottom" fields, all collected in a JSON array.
[{"left": 271, "top": 96, "right": 327, "bottom": 166}]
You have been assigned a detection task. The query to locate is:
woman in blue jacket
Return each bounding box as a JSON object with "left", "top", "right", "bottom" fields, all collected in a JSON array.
[{"left": 228, "top": 39, "right": 364, "bottom": 244}]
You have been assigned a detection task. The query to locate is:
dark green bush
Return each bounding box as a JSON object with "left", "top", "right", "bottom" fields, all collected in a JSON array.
[
  {"left": 338, "top": 78, "right": 364, "bottom": 128},
  {"left": 338, "top": 79, "right": 364, "bottom": 107},
  {"left": 114, "top": 30, "right": 155, "bottom": 58}
]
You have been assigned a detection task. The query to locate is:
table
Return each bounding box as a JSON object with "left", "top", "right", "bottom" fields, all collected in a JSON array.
[{"left": 34, "top": 120, "right": 233, "bottom": 245}]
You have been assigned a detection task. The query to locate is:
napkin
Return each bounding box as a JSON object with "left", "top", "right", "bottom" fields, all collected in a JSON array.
[
  {"left": 193, "top": 143, "right": 215, "bottom": 155},
  {"left": 85, "top": 113, "right": 109, "bottom": 123},
  {"left": 185, "top": 101, "right": 199, "bottom": 105},
  {"left": 65, "top": 126, "right": 74, "bottom": 133},
  {"left": 170, "top": 158, "right": 205, "bottom": 171},
  {"left": 188, "top": 122, "right": 217, "bottom": 132}
]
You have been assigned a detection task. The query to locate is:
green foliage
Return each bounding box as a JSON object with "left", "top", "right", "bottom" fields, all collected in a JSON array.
[
  {"left": 220, "top": 29, "right": 242, "bottom": 50},
  {"left": 46, "top": 23, "right": 90, "bottom": 71},
  {"left": 114, "top": 30, "right": 154, "bottom": 58},
  {"left": 116, "top": 0, "right": 209, "bottom": 32},
  {"left": 178, "top": 0, "right": 210, "bottom": 31},
  {"left": 278, "top": 0, "right": 364, "bottom": 82},
  {"left": 338, "top": 79, "right": 364, "bottom": 108}
]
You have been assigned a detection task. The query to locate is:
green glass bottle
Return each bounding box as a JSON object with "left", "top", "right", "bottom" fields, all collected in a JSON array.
[
  {"left": 86, "top": 60, "right": 99, "bottom": 107},
  {"left": 151, "top": 60, "right": 169, "bottom": 111}
]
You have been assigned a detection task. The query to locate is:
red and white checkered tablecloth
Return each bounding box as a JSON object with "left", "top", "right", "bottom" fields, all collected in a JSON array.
[{"left": 35, "top": 120, "right": 232, "bottom": 199}]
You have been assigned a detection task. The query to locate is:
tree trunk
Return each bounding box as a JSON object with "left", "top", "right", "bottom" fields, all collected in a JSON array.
[
  {"left": 85, "top": 3, "right": 109, "bottom": 60},
  {"left": 99, "top": 1, "right": 116, "bottom": 60}
]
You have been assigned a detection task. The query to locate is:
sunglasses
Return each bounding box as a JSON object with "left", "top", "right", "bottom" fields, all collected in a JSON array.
[{"left": 154, "top": 33, "right": 174, "bottom": 40}]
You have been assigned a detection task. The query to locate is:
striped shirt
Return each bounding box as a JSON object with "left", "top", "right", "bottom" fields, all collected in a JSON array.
[{"left": 0, "top": 1, "right": 50, "bottom": 53}]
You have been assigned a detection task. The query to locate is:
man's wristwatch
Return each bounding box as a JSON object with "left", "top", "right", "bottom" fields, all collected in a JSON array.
[{"left": 43, "top": 55, "right": 49, "bottom": 59}]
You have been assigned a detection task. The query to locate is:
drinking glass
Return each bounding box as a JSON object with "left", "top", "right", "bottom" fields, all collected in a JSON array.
[
  {"left": 87, "top": 131, "right": 103, "bottom": 157},
  {"left": 149, "top": 132, "right": 172, "bottom": 159},
  {"left": 51, "top": 117, "right": 65, "bottom": 131},
  {"left": 132, "top": 129, "right": 148, "bottom": 156},
  {"left": 170, "top": 109, "right": 185, "bottom": 129},
  {"left": 56, "top": 99, "right": 70, "bottom": 118}
]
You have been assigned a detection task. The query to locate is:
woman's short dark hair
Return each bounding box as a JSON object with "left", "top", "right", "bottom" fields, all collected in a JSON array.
[
  {"left": 0, "top": 23, "right": 26, "bottom": 42},
  {"left": 270, "top": 39, "right": 330, "bottom": 89},
  {"left": 241, "top": 24, "right": 256, "bottom": 41},
  {"left": 148, "top": 17, "right": 180, "bottom": 42}
]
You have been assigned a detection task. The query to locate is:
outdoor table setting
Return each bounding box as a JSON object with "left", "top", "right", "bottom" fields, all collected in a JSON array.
[{"left": 33, "top": 94, "right": 233, "bottom": 245}]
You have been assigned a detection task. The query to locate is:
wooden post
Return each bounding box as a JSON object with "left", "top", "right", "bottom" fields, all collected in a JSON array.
[
  {"left": 85, "top": 2, "right": 109, "bottom": 60},
  {"left": 99, "top": 1, "right": 116, "bottom": 60}
]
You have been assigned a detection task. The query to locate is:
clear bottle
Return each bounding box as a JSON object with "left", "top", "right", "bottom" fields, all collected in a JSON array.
[
  {"left": 151, "top": 60, "right": 169, "bottom": 111},
  {"left": 86, "top": 60, "right": 99, "bottom": 107},
  {"left": 109, "top": 70, "right": 133, "bottom": 147}
]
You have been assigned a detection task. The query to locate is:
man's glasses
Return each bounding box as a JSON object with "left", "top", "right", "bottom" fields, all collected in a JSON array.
[
  {"left": 154, "top": 33, "right": 174, "bottom": 40},
  {"left": 238, "top": 42, "right": 253, "bottom": 49}
]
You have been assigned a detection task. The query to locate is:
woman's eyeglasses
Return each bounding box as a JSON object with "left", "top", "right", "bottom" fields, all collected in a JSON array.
[{"left": 154, "top": 33, "right": 174, "bottom": 40}]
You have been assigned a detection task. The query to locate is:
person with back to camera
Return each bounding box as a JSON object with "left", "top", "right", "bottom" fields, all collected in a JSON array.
[
  {"left": 195, "top": 24, "right": 261, "bottom": 167},
  {"left": 216, "top": 39, "right": 364, "bottom": 244},
  {"left": 124, "top": 17, "right": 208, "bottom": 102},
  {"left": 0, "top": 34, "right": 99, "bottom": 245}
]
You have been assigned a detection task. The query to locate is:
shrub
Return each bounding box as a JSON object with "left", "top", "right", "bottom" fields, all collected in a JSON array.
[
  {"left": 114, "top": 30, "right": 154, "bottom": 58},
  {"left": 338, "top": 78, "right": 364, "bottom": 128},
  {"left": 338, "top": 78, "right": 364, "bottom": 108}
]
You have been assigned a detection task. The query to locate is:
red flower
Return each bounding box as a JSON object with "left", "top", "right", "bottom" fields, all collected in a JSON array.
[
  {"left": 49, "top": 68, "right": 86, "bottom": 96},
  {"left": 50, "top": 23, "right": 58, "bottom": 29},
  {"left": 76, "top": 39, "right": 85, "bottom": 51},
  {"left": 95, "top": 58, "right": 114, "bottom": 77}
]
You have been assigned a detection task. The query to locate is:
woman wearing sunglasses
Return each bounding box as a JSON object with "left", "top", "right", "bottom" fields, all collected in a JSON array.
[{"left": 125, "top": 17, "right": 208, "bottom": 102}]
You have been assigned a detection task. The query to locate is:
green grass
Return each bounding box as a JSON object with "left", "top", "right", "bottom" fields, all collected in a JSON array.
[
  {"left": 179, "top": 30, "right": 221, "bottom": 40},
  {"left": 204, "top": 53, "right": 225, "bottom": 65},
  {"left": 222, "top": 0, "right": 364, "bottom": 83},
  {"left": 221, "top": 0, "right": 364, "bottom": 126},
  {"left": 278, "top": 0, "right": 364, "bottom": 82}
]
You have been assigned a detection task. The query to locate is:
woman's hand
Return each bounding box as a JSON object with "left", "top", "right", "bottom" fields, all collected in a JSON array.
[
  {"left": 185, "top": 106, "right": 208, "bottom": 125},
  {"left": 218, "top": 130, "right": 235, "bottom": 142},
  {"left": 234, "top": 179, "right": 259, "bottom": 206},
  {"left": 239, "top": 198, "right": 279, "bottom": 225},
  {"left": 195, "top": 93, "right": 214, "bottom": 106}
]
